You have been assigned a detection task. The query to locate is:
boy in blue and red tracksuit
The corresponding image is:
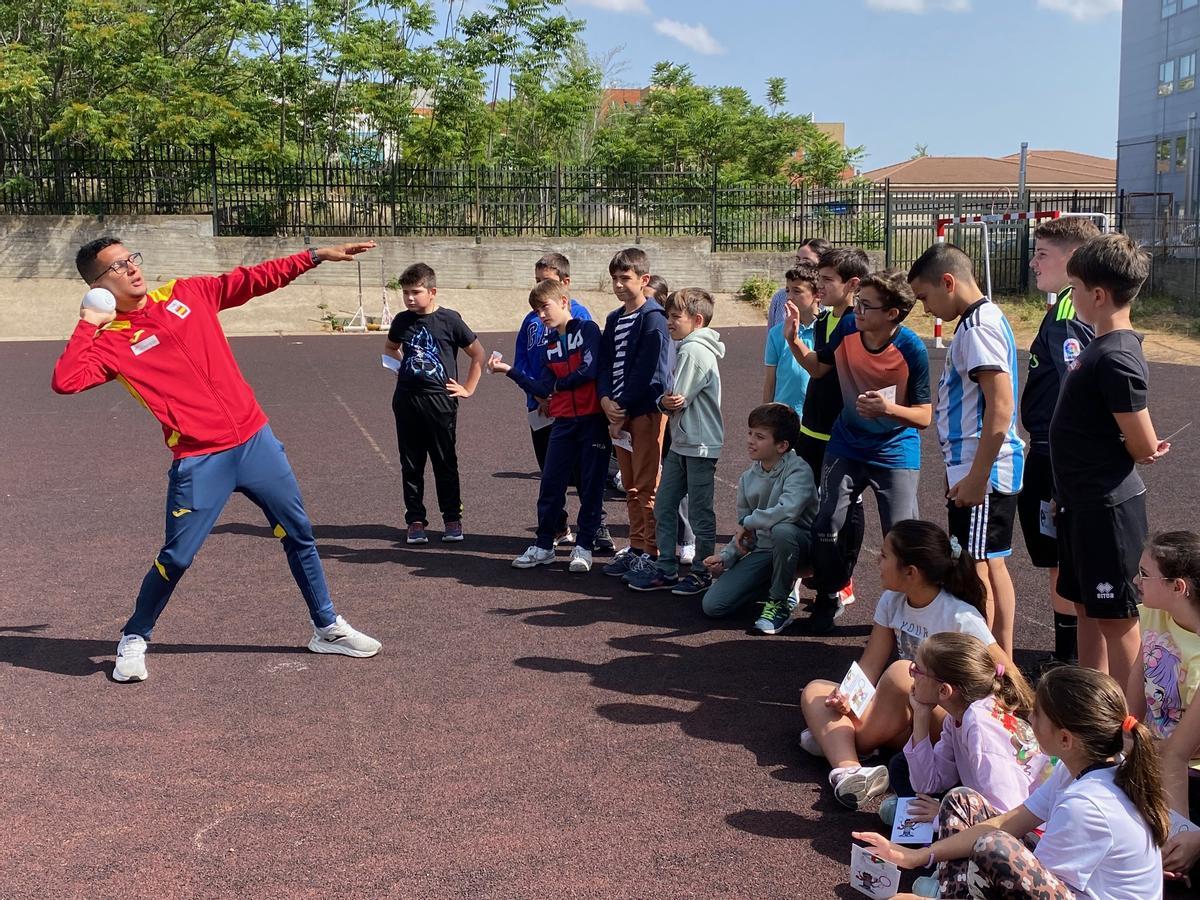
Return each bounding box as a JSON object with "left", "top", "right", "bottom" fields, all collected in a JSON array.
[
  {"left": 51, "top": 236, "right": 381, "bottom": 683},
  {"left": 490, "top": 279, "right": 609, "bottom": 573}
]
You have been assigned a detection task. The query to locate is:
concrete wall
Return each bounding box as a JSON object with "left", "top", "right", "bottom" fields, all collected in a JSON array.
[{"left": 0, "top": 215, "right": 888, "bottom": 339}]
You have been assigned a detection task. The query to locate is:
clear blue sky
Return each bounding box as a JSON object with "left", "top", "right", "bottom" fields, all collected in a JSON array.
[{"left": 556, "top": 0, "right": 1121, "bottom": 170}]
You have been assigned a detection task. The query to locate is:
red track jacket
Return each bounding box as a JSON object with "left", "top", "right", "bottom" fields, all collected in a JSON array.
[{"left": 52, "top": 252, "right": 316, "bottom": 458}]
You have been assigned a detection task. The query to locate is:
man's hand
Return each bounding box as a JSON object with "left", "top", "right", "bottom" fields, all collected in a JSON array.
[
  {"left": 855, "top": 391, "right": 891, "bottom": 419},
  {"left": 446, "top": 378, "right": 473, "bottom": 398},
  {"left": 315, "top": 241, "right": 378, "bottom": 262},
  {"left": 1138, "top": 440, "right": 1171, "bottom": 465},
  {"left": 661, "top": 393, "right": 685, "bottom": 412},
  {"left": 80, "top": 306, "right": 116, "bottom": 327},
  {"left": 948, "top": 473, "right": 988, "bottom": 508},
  {"left": 703, "top": 555, "right": 725, "bottom": 577}
]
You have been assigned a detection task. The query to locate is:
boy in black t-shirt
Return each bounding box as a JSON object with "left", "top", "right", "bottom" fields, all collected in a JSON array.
[
  {"left": 1019, "top": 216, "right": 1099, "bottom": 669},
  {"left": 385, "top": 262, "right": 486, "bottom": 544},
  {"left": 1049, "top": 234, "right": 1169, "bottom": 691}
]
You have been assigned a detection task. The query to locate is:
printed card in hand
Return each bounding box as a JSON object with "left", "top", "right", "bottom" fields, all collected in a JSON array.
[
  {"left": 877, "top": 384, "right": 897, "bottom": 405},
  {"left": 838, "top": 662, "right": 876, "bottom": 719},
  {"left": 611, "top": 430, "right": 633, "bottom": 452},
  {"left": 850, "top": 843, "right": 899, "bottom": 898},
  {"left": 1169, "top": 810, "right": 1200, "bottom": 838},
  {"left": 890, "top": 798, "right": 935, "bottom": 845},
  {"left": 381, "top": 354, "right": 401, "bottom": 373},
  {"left": 1038, "top": 500, "right": 1057, "bottom": 538}
]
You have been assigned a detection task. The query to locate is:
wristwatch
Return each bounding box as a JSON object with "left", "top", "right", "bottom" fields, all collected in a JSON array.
[{"left": 308, "top": 247, "right": 320, "bottom": 266}]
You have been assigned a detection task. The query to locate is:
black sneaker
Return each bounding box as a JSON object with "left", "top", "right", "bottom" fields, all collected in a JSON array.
[
  {"left": 798, "top": 604, "right": 839, "bottom": 635},
  {"left": 593, "top": 524, "right": 616, "bottom": 554},
  {"left": 671, "top": 572, "right": 712, "bottom": 596}
]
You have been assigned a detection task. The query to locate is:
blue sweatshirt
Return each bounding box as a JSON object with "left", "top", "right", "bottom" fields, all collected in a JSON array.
[
  {"left": 597, "top": 298, "right": 671, "bottom": 419},
  {"left": 513, "top": 300, "right": 592, "bottom": 411}
]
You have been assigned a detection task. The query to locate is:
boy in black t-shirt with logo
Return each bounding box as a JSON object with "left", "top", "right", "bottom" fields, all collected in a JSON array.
[
  {"left": 385, "top": 262, "right": 486, "bottom": 544},
  {"left": 1049, "top": 234, "right": 1170, "bottom": 691}
]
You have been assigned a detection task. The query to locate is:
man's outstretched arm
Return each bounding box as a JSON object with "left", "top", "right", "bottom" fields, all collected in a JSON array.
[{"left": 210, "top": 241, "right": 377, "bottom": 311}]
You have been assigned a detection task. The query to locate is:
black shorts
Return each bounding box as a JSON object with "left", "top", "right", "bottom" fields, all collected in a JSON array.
[
  {"left": 947, "top": 490, "right": 1018, "bottom": 560},
  {"left": 1016, "top": 450, "right": 1058, "bottom": 568},
  {"left": 1056, "top": 493, "right": 1147, "bottom": 620}
]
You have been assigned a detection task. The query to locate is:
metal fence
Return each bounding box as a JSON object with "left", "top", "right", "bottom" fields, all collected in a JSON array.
[{"left": 0, "top": 143, "right": 1130, "bottom": 294}]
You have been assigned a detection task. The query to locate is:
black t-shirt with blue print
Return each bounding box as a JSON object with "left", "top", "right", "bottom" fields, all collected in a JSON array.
[{"left": 387, "top": 308, "right": 477, "bottom": 394}]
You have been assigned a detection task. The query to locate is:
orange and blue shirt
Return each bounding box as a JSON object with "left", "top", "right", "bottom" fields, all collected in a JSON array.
[
  {"left": 51, "top": 252, "right": 317, "bottom": 459},
  {"left": 817, "top": 313, "right": 931, "bottom": 469}
]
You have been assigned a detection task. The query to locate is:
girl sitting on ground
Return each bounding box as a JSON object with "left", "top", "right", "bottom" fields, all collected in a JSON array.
[
  {"left": 881, "top": 632, "right": 1053, "bottom": 828},
  {"left": 1126, "top": 530, "right": 1200, "bottom": 883},
  {"left": 799, "top": 519, "right": 1016, "bottom": 810},
  {"left": 855, "top": 666, "right": 1169, "bottom": 900}
]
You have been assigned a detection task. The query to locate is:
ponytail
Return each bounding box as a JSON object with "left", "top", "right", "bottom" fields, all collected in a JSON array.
[
  {"left": 1037, "top": 667, "right": 1170, "bottom": 846},
  {"left": 920, "top": 632, "right": 1034, "bottom": 717},
  {"left": 887, "top": 520, "right": 987, "bottom": 618}
]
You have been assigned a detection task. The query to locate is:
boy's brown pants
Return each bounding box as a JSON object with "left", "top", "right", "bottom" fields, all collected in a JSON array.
[{"left": 615, "top": 411, "right": 667, "bottom": 555}]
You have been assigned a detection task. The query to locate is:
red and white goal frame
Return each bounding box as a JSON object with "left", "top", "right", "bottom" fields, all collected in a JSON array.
[{"left": 928, "top": 210, "right": 1110, "bottom": 347}]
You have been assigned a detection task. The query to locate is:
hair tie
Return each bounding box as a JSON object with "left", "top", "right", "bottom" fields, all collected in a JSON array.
[
  {"left": 949, "top": 535, "right": 962, "bottom": 560},
  {"left": 1122, "top": 715, "right": 1138, "bottom": 733},
  {"left": 995, "top": 663, "right": 1005, "bottom": 678}
]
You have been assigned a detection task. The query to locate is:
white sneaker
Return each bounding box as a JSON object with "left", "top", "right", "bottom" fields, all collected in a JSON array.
[
  {"left": 113, "top": 634, "right": 148, "bottom": 682},
  {"left": 830, "top": 764, "right": 890, "bottom": 810},
  {"left": 677, "top": 543, "right": 696, "bottom": 566},
  {"left": 798, "top": 728, "right": 825, "bottom": 758},
  {"left": 308, "top": 615, "right": 381, "bottom": 658},
  {"left": 512, "top": 545, "right": 555, "bottom": 569},
  {"left": 568, "top": 546, "right": 593, "bottom": 573}
]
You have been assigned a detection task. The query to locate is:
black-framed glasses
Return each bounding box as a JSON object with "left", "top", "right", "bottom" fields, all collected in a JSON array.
[
  {"left": 102, "top": 252, "right": 143, "bottom": 276},
  {"left": 854, "top": 299, "right": 885, "bottom": 312}
]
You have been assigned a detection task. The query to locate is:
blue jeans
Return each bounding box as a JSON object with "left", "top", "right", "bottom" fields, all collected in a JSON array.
[
  {"left": 535, "top": 416, "right": 610, "bottom": 551},
  {"left": 124, "top": 425, "right": 337, "bottom": 638}
]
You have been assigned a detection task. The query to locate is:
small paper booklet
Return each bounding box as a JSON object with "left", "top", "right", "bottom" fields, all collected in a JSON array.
[
  {"left": 889, "top": 798, "right": 935, "bottom": 845},
  {"left": 877, "top": 384, "right": 897, "bottom": 405},
  {"left": 850, "top": 843, "right": 899, "bottom": 898},
  {"left": 611, "top": 430, "right": 633, "bottom": 452},
  {"left": 1170, "top": 810, "right": 1199, "bottom": 837},
  {"left": 381, "top": 354, "right": 401, "bottom": 373},
  {"left": 838, "top": 662, "right": 876, "bottom": 718}
]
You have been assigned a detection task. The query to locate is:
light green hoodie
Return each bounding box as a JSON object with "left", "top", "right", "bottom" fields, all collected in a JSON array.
[
  {"left": 662, "top": 327, "right": 725, "bottom": 458},
  {"left": 719, "top": 451, "right": 817, "bottom": 568}
]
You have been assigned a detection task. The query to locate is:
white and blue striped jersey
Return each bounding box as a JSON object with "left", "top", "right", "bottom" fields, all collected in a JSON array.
[{"left": 936, "top": 299, "right": 1025, "bottom": 494}]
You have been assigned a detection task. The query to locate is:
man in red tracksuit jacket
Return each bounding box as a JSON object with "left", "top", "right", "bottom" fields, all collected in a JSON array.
[{"left": 52, "top": 236, "right": 382, "bottom": 682}]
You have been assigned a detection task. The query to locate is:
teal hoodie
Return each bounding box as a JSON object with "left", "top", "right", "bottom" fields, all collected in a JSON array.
[
  {"left": 719, "top": 451, "right": 817, "bottom": 568},
  {"left": 661, "top": 327, "right": 725, "bottom": 458}
]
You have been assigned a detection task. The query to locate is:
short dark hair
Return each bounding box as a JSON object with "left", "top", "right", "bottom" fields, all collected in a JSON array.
[
  {"left": 535, "top": 252, "right": 570, "bottom": 280},
  {"left": 608, "top": 247, "right": 649, "bottom": 276},
  {"left": 747, "top": 402, "right": 800, "bottom": 450},
  {"left": 399, "top": 262, "right": 437, "bottom": 290},
  {"left": 76, "top": 236, "right": 125, "bottom": 282},
  {"left": 664, "top": 288, "right": 715, "bottom": 326},
  {"left": 860, "top": 268, "right": 917, "bottom": 323},
  {"left": 797, "top": 237, "right": 833, "bottom": 261},
  {"left": 1066, "top": 234, "right": 1150, "bottom": 307},
  {"left": 645, "top": 275, "right": 670, "bottom": 303},
  {"left": 1035, "top": 216, "right": 1101, "bottom": 250},
  {"left": 817, "top": 247, "right": 870, "bottom": 282},
  {"left": 785, "top": 264, "right": 820, "bottom": 295},
  {"left": 528, "top": 278, "right": 569, "bottom": 310},
  {"left": 907, "top": 242, "right": 978, "bottom": 286}
]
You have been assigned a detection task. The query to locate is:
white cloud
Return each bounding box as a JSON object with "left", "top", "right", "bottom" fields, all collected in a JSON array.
[
  {"left": 653, "top": 18, "right": 725, "bottom": 55},
  {"left": 1036, "top": 0, "right": 1120, "bottom": 21},
  {"left": 572, "top": 0, "right": 650, "bottom": 13},
  {"left": 866, "top": 0, "right": 969, "bottom": 11}
]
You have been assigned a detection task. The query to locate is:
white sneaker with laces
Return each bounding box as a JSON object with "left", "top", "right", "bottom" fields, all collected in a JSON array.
[
  {"left": 568, "top": 546, "right": 593, "bottom": 573},
  {"left": 798, "top": 728, "right": 825, "bottom": 758},
  {"left": 830, "top": 764, "right": 890, "bottom": 810},
  {"left": 308, "top": 615, "right": 381, "bottom": 658},
  {"left": 677, "top": 543, "right": 696, "bottom": 566},
  {"left": 113, "top": 633, "right": 148, "bottom": 682},
  {"left": 512, "top": 545, "right": 555, "bottom": 569}
]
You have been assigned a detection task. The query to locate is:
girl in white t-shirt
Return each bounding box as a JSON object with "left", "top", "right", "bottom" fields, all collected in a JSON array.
[
  {"left": 1125, "top": 530, "right": 1200, "bottom": 882},
  {"left": 855, "top": 666, "right": 1170, "bottom": 900},
  {"left": 800, "top": 520, "right": 1015, "bottom": 810}
]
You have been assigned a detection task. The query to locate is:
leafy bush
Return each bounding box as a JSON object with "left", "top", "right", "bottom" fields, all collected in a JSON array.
[{"left": 738, "top": 276, "right": 777, "bottom": 309}]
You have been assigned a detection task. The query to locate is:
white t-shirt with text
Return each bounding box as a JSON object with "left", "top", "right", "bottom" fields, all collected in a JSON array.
[{"left": 873, "top": 589, "right": 994, "bottom": 661}]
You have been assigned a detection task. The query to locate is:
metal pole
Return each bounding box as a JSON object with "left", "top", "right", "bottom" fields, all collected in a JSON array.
[
  {"left": 1017, "top": 142, "right": 1028, "bottom": 199},
  {"left": 710, "top": 166, "right": 718, "bottom": 253},
  {"left": 884, "top": 178, "right": 893, "bottom": 267},
  {"left": 1187, "top": 113, "right": 1197, "bottom": 218}
]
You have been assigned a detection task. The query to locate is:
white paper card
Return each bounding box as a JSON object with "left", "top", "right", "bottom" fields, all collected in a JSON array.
[
  {"left": 612, "top": 430, "right": 633, "bottom": 452},
  {"left": 877, "top": 384, "right": 897, "bottom": 405},
  {"left": 381, "top": 354, "right": 401, "bottom": 373},
  {"left": 1170, "top": 810, "right": 1200, "bottom": 837},
  {"left": 890, "top": 798, "right": 936, "bottom": 845},
  {"left": 838, "top": 662, "right": 876, "bottom": 719},
  {"left": 850, "top": 844, "right": 899, "bottom": 898},
  {"left": 1038, "top": 500, "right": 1057, "bottom": 538},
  {"left": 527, "top": 408, "right": 554, "bottom": 432}
]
